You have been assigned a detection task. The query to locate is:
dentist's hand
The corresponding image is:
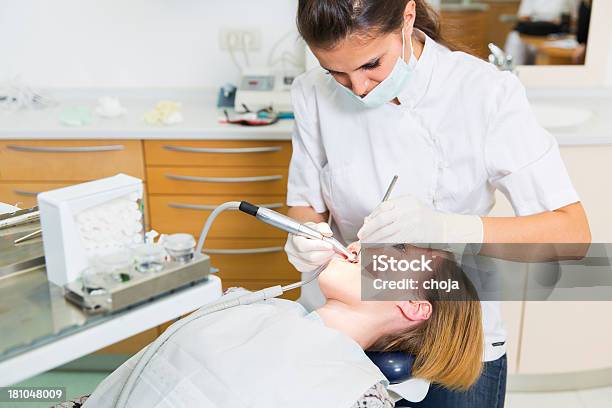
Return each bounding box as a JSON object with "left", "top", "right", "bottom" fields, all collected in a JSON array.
[
  {"left": 357, "top": 196, "right": 483, "bottom": 245},
  {"left": 285, "top": 222, "right": 336, "bottom": 273}
]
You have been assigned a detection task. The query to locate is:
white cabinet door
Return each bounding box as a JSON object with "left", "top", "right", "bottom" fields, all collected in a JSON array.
[
  {"left": 560, "top": 146, "right": 612, "bottom": 243},
  {"left": 490, "top": 145, "right": 612, "bottom": 374},
  {"left": 517, "top": 146, "right": 612, "bottom": 374}
]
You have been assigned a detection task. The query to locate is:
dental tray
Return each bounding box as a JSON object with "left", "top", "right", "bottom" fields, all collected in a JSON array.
[{"left": 64, "top": 254, "right": 211, "bottom": 314}]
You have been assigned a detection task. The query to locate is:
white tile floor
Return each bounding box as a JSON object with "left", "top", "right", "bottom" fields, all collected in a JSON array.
[{"left": 505, "top": 386, "right": 612, "bottom": 408}]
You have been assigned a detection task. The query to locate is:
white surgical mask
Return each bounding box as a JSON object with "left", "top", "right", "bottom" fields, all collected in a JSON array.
[{"left": 338, "top": 28, "right": 417, "bottom": 108}]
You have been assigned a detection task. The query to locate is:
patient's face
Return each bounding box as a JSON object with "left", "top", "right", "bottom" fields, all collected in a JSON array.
[
  {"left": 318, "top": 256, "right": 363, "bottom": 305},
  {"left": 319, "top": 244, "right": 448, "bottom": 307}
]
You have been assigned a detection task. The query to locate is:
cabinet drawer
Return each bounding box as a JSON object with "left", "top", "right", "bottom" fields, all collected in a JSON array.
[
  {"left": 149, "top": 195, "right": 287, "bottom": 238},
  {"left": 147, "top": 167, "right": 288, "bottom": 195},
  {"left": 0, "top": 182, "right": 73, "bottom": 208},
  {"left": 204, "top": 238, "right": 298, "bottom": 281},
  {"left": 145, "top": 140, "right": 292, "bottom": 167},
  {"left": 0, "top": 140, "right": 145, "bottom": 181},
  {"left": 222, "top": 280, "right": 300, "bottom": 301}
]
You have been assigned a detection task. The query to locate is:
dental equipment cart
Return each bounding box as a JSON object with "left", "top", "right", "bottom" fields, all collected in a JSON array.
[{"left": 0, "top": 222, "right": 222, "bottom": 386}]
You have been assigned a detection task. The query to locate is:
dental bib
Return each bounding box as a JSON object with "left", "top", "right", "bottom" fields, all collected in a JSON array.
[{"left": 85, "top": 294, "right": 388, "bottom": 408}]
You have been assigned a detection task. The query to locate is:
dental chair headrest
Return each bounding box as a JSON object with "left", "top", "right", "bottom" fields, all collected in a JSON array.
[{"left": 366, "top": 351, "right": 415, "bottom": 385}]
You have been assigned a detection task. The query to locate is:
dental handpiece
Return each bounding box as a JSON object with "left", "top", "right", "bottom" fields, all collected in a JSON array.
[{"left": 238, "top": 201, "right": 356, "bottom": 261}]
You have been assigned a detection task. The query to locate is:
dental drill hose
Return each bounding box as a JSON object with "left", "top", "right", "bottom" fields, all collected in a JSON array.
[
  {"left": 195, "top": 201, "right": 241, "bottom": 254},
  {"left": 116, "top": 201, "right": 328, "bottom": 407}
]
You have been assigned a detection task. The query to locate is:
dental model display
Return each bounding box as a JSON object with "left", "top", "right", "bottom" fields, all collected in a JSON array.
[
  {"left": 95, "top": 96, "right": 126, "bottom": 118},
  {"left": 144, "top": 100, "right": 183, "bottom": 126}
]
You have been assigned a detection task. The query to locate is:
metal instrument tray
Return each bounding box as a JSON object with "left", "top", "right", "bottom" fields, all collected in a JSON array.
[{"left": 64, "top": 254, "right": 211, "bottom": 314}]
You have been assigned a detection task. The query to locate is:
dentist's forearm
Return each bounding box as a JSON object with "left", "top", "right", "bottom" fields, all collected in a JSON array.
[
  {"left": 287, "top": 206, "right": 329, "bottom": 224},
  {"left": 479, "top": 202, "right": 591, "bottom": 261},
  {"left": 482, "top": 202, "right": 591, "bottom": 244}
]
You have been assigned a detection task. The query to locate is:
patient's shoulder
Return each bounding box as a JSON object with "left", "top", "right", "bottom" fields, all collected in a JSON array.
[{"left": 351, "top": 382, "right": 394, "bottom": 408}]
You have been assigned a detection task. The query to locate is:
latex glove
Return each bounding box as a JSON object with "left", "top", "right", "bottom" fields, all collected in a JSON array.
[
  {"left": 284, "top": 222, "right": 336, "bottom": 273},
  {"left": 357, "top": 196, "right": 483, "bottom": 245}
]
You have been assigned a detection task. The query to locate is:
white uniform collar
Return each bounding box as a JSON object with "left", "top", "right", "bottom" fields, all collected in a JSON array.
[{"left": 396, "top": 29, "right": 440, "bottom": 109}]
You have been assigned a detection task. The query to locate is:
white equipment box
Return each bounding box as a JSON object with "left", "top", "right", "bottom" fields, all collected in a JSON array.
[{"left": 39, "top": 174, "right": 144, "bottom": 286}]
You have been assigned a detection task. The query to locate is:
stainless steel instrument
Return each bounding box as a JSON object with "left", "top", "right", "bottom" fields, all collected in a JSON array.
[
  {"left": 238, "top": 201, "right": 356, "bottom": 261},
  {"left": 356, "top": 175, "right": 399, "bottom": 259},
  {"left": 0, "top": 206, "right": 40, "bottom": 230}
]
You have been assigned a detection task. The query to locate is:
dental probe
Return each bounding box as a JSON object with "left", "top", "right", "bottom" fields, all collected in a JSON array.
[
  {"left": 356, "top": 175, "right": 399, "bottom": 258},
  {"left": 382, "top": 175, "right": 399, "bottom": 202},
  {"left": 238, "top": 201, "right": 356, "bottom": 261}
]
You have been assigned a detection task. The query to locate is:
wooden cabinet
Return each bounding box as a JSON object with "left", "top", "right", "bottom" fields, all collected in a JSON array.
[
  {"left": 144, "top": 140, "right": 292, "bottom": 167},
  {"left": 148, "top": 195, "right": 288, "bottom": 238},
  {"left": 440, "top": 2, "right": 522, "bottom": 61},
  {"left": 0, "top": 140, "right": 145, "bottom": 181},
  {"left": 0, "top": 139, "right": 146, "bottom": 209},
  {"left": 482, "top": 1, "right": 521, "bottom": 50},
  {"left": 145, "top": 139, "right": 298, "bottom": 300},
  {"left": 146, "top": 167, "right": 288, "bottom": 195},
  {"left": 0, "top": 182, "right": 73, "bottom": 208},
  {"left": 440, "top": 9, "right": 489, "bottom": 59},
  {"left": 204, "top": 238, "right": 296, "bottom": 282}
]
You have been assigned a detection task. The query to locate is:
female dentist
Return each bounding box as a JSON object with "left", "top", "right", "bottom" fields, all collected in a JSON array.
[{"left": 285, "top": 0, "right": 591, "bottom": 407}]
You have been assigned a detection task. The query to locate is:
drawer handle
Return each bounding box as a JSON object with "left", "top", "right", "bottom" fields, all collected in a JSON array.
[
  {"left": 163, "top": 146, "right": 282, "bottom": 154},
  {"left": 13, "top": 189, "right": 40, "bottom": 197},
  {"left": 203, "top": 246, "right": 284, "bottom": 255},
  {"left": 168, "top": 202, "right": 283, "bottom": 211},
  {"left": 165, "top": 174, "right": 283, "bottom": 183},
  {"left": 7, "top": 145, "right": 125, "bottom": 153}
]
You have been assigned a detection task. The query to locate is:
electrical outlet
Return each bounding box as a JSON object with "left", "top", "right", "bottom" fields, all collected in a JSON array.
[
  {"left": 241, "top": 30, "right": 261, "bottom": 52},
  {"left": 219, "top": 28, "right": 261, "bottom": 51}
]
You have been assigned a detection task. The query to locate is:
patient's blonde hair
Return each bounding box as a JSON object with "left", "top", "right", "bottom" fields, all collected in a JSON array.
[{"left": 371, "top": 249, "right": 484, "bottom": 391}]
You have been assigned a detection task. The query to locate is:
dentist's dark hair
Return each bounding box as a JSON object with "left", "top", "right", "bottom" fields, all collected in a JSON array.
[{"left": 297, "top": 0, "right": 461, "bottom": 52}]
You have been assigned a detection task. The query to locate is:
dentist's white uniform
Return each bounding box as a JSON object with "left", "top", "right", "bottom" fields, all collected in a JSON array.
[{"left": 287, "top": 30, "right": 579, "bottom": 362}]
